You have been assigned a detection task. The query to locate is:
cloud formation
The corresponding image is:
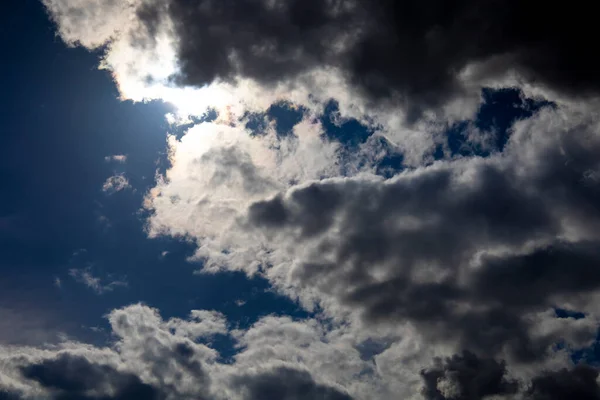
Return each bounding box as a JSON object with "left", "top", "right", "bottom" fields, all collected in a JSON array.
[
  {"left": 239, "top": 106, "right": 600, "bottom": 360},
  {"left": 43, "top": 0, "right": 600, "bottom": 123},
  {"left": 140, "top": 101, "right": 600, "bottom": 399},
  {"left": 69, "top": 268, "right": 128, "bottom": 295},
  {"left": 21, "top": 354, "right": 162, "bottom": 400},
  {"left": 33, "top": 0, "right": 600, "bottom": 399},
  {"left": 420, "top": 351, "right": 518, "bottom": 400},
  {"left": 3, "top": 303, "right": 600, "bottom": 400},
  {"left": 0, "top": 304, "right": 359, "bottom": 399},
  {"left": 145, "top": 0, "right": 599, "bottom": 117}
]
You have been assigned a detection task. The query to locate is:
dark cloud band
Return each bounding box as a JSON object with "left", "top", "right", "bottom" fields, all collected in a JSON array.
[{"left": 139, "top": 0, "right": 599, "bottom": 118}]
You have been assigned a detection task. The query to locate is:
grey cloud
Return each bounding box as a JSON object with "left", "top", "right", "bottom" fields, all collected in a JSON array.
[
  {"left": 248, "top": 181, "right": 343, "bottom": 238},
  {"left": 473, "top": 243, "right": 600, "bottom": 309},
  {"left": 38, "top": 1, "right": 600, "bottom": 397},
  {"left": 243, "top": 108, "right": 600, "bottom": 360},
  {"left": 0, "top": 304, "right": 360, "bottom": 400},
  {"left": 199, "top": 146, "right": 278, "bottom": 195},
  {"left": 133, "top": 0, "right": 600, "bottom": 119},
  {"left": 3, "top": 302, "right": 599, "bottom": 400},
  {"left": 420, "top": 351, "right": 518, "bottom": 400},
  {"left": 21, "top": 354, "right": 164, "bottom": 400},
  {"left": 0, "top": 304, "right": 217, "bottom": 399},
  {"left": 231, "top": 367, "right": 353, "bottom": 400},
  {"left": 106, "top": 306, "right": 214, "bottom": 398},
  {"left": 420, "top": 352, "right": 600, "bottom": 400},
  {"left": 526, "top": 365, "right": 600, "bottom": 400},
  {"left": 15, "top": 360, "right": 352, "bottom": 400}
]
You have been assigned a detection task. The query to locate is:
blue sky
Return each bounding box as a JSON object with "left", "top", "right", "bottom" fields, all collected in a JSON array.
[{"left": 2, "top": 1, "right": 600, "bottom": 400}]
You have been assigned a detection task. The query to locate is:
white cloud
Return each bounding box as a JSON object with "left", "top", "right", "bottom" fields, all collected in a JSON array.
[
  {"left": 104, "top": 154, "right": 127, "bottom": 163},
  {"left": 144, "top": 118, "right": 341, "bottom": 273},
  {"left": 41, "top": 0, "right": 134, "bottom": 49},
  {"left": 40, "top": 0, "right": 485, "bottom": 165},
  {"left": 102, "top": 174, "right": 131, "bottom": 194}
]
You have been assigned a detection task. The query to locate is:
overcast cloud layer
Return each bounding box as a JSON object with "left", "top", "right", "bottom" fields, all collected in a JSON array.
[{"left": 4, "top": 0, "right": 600, "bottom": 399}]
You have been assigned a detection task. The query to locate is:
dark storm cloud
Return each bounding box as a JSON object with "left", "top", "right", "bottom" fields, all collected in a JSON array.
[
  {"left": 420, "top": 351, "right": 517, "bottom": 400},
  {"left": 474, "top": 243, "right": 600, "bottom": 309},
  {"left": 526, "top": 365, "right": 600, "bottom": 400},
  {"left": 20, "top": 354, "right": 164, "bottom": 400},
  {"left": 231, "top": 366, "right": 353, "bottom": 400},
  {"left": 138, "top": 0, "right": 598, "bottom": 117},
  {"left": 244, "top": 110, "right": 600, "bottom": 360},
  {"left": 421, "top": 352, "right": 600, "bottom": 400}
]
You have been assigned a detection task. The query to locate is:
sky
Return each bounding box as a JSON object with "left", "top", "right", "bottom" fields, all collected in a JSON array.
[{"left": 1, "top": 1, "right": 600, "bottom": 399}]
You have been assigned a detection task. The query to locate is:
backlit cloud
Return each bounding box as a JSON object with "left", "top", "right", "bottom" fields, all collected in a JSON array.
[{"left": 23, "top": 0, "right": 600, "bottom": 398}]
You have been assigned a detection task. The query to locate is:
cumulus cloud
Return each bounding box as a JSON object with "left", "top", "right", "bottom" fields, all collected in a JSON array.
[
  {"left": 37, "top": 0, "right": 600, "bottom": 398},
  {"left": 21, "top": 354, "right": 162, "bottom": 400},
  {"left": 231, "top": 367, "right": 353, "bottom": 400},
  {"left": 144, "top": 117, "right": 341, "bottom": 272},
  {"left": 420, "top": 351, "right": 518, "bottom": 400},
  {"left": 2, "top": 303, "right": 600, "bottom": 400},
  {"left": 235, "top": 106, "right": 600, "bottom": 362},
  {"left": 140, "top": 102, "right": 600, "bottom": 394},
  {"left": 149, "top": 0, "right": 600, "bottom": 121},
  {"left": 130, "top": 49, "right": 600, "bottom": 398},
  {"left": 42, "top": 0, "right": 600, "bottom": 124},
  {"left": 0, "top": 304, "right": 360, "bottom": 399}
]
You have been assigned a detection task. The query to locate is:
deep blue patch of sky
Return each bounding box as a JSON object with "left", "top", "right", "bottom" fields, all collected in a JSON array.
[
  {"left": 170, "top": 109, "right": 218, "bottom": 140},
  {"left": 440, "top": 88, "right": 555, "bottom": 159},
  {"left": 320, "top": 100, "right": 405, "bottom": 177},
  {"left": 553, "top": 308, "right": 600, "bottom": 365},
  {"left": 243, "top": 101, "right": 306, "bottom": 137},
  {"left": 320, "top": 100, "right": 374, "bottom": 148}
]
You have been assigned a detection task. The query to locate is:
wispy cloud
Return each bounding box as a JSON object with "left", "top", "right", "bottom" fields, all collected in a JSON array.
[
  {"left": 102, "top": 174, "right": 131, "bottom": 194},
  {"left": 69, "top": 268, "right": 128, "bottom": 295},
  {"left": 104, "top": 154, "right": 127, "bottom": 163}
]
